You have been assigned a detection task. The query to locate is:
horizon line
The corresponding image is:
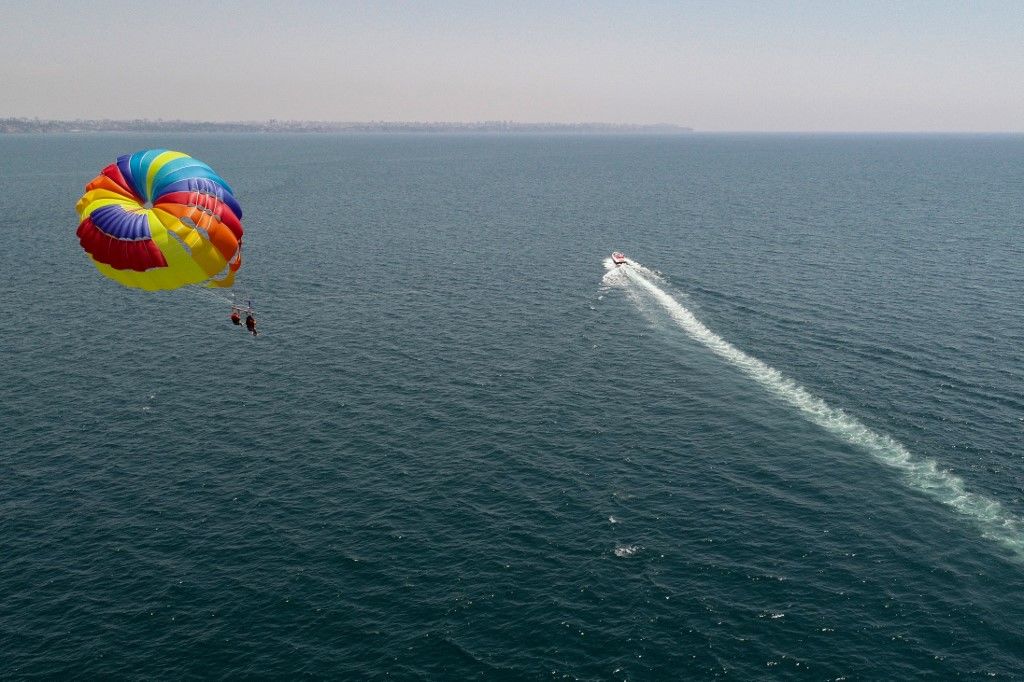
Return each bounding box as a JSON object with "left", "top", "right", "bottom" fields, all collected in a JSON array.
[{"left": 2, "top": 117, "right": 1023, "bottom": 135}]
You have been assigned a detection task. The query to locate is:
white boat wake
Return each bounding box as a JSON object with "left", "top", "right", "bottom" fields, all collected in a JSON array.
[{"left": 604, "top": 257, "right": 1024, "bottom": 559}]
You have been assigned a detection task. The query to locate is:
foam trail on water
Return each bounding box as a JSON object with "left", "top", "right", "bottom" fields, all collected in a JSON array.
[{"left": 613, "top": 259, "right": 1024, "bottom": 559}]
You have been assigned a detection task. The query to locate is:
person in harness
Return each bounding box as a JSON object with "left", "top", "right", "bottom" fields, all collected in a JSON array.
[
  {"left": 245, "top": 313, "right": 258, "bottom": 336},
  {"left": 230, "top": 308, "right": 242, "bottom": 325}
]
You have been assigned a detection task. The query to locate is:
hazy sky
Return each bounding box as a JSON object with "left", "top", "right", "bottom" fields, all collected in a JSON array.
[{"left": 2, "top": 0, "right": 1022, "bottom": 131}]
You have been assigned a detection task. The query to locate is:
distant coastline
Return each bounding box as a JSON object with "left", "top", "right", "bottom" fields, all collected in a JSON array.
[{"left": 0, "top": 118, "right": 692, "bottom": 134}]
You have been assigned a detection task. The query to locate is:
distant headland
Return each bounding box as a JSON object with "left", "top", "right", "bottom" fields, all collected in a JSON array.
[{"left": 0, "top": 118, "right": 692, "bottom": 134}]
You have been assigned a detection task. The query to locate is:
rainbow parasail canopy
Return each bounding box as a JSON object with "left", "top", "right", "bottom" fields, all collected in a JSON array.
[{"left": 76, "top": 150, "right": 244, "bottom": 290}]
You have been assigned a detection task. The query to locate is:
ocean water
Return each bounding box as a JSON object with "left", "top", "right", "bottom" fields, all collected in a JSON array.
[{"left": 2, "top": 133, "right": 1022, "bottom": 678}]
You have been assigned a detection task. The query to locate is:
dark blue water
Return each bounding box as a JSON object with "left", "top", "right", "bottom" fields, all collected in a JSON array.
[{"left": 2, "top": 134, "right": 1022, "bottom": 678}]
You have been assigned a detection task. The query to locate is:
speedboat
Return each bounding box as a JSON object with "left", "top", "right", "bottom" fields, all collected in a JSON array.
[{"left": 611, "top": 251, "right": 626, "bottom": 265}]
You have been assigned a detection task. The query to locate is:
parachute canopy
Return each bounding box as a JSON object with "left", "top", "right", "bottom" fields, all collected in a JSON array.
[{"left": 76, "top": 150, "right": 243, "bottom": 291}]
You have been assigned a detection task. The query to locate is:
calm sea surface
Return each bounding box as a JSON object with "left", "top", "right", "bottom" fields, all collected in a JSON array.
[{"left": 2, "top": 133, "right": 1022, "bottom": 678}]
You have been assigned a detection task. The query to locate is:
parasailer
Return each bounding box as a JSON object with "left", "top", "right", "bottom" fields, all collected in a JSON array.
[
  {"left": 228, "top": 299, "right": 256, "bottom": 334},
  {"left": 76, "top": 149, "right": 257, "bottom": 331}
]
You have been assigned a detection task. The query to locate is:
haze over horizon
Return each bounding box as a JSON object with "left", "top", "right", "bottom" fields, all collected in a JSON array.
[{"left": 3, "top": 0, "right": 1022, "bottom": 133}]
